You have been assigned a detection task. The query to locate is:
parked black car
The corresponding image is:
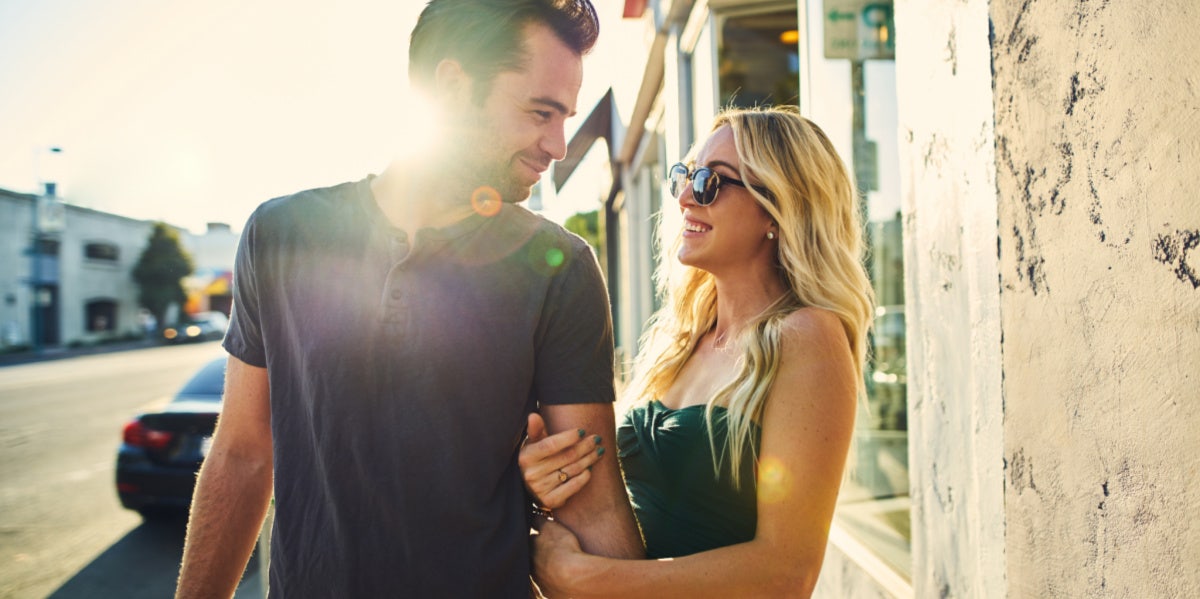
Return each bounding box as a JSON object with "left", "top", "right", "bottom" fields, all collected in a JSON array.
[
  {"left": 162, "top": 311, "right": 228, "bottom": 344},
  {"left": 116, "top": 356, "right": 225, "bottom": 517}
]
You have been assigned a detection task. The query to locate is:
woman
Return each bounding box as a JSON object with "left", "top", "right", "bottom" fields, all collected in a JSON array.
[{"left": 520, "top": 105, "right": 875, "bottom": 598}]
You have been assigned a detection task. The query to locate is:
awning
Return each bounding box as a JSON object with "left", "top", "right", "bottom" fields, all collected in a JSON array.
[{"left": 553, "top": 88, "right": 615, "bottom": 193}]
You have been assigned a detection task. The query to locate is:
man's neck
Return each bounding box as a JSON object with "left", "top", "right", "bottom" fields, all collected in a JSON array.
[{"left": 371, "top": 159, "right": 476, "bottom": 235}]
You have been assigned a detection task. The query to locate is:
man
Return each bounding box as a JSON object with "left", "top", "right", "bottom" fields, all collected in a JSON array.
[{"left": 175, "top": 1, "right": 643, "bottom": 596}]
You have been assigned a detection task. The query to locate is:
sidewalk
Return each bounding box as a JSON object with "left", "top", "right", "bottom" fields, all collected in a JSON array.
[{"left": 0, "top": 338, "right": 161, "bottom": 367}]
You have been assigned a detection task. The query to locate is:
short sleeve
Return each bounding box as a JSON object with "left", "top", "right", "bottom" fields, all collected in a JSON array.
[
  {"left": 222, "top": 208, "right": 267, "bottom": 367},
  {"left": 533, "top": 241, "right": 617, "bottom": 406}
]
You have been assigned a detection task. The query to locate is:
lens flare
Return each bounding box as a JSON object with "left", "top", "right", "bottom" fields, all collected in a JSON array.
[
  {"left": 523, "top": 233, "right": 570, "bottom": 276},
  {"left": 471, "top": 186, "right": 502, "bottom": 217},
  {"left": 758, "top": 455, "right": 791, "bottom": 504}
]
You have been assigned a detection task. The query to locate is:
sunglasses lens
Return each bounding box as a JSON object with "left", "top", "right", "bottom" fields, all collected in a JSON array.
[
  {"left": 693, "top": 169, "right": 716, "bottom": 205},
  {"left": 668, "top": 164, "right": 689, "bottom": 198},
  {"left": 667, "top": 164, "right": 719, "bottom": 205}
]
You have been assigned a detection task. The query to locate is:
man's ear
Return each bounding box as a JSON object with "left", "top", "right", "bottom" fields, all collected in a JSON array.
[{"left": 433, "top": 59, "right": 473, "bottom": 107}]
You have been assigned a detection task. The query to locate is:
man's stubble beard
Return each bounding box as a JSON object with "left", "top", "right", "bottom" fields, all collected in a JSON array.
[
  {"left": 458, "top": 148, "right": 534, "bottom": 205},
  {"left": 453, "top": 111, "right": 535, "bottom": 204}
]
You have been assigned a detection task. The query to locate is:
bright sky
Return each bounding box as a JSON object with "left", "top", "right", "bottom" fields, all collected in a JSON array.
[{"left": 0, "top": 0, "right": 641, "bottom": 233}]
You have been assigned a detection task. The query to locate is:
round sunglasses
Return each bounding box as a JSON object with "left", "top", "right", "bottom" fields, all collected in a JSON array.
[{"left": 668, "top": 162, "right": 771, "bottom": 206}]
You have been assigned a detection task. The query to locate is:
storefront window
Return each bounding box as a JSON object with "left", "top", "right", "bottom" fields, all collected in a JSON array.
[
  {"left": 717, "top": 10, "right": 800, "bottom": 108},
  {"left": 717, "top": 0, "right": 911, "bottom": 579},
  {"left": 801, "top": 0, "right": 910, "bottom": 577}
]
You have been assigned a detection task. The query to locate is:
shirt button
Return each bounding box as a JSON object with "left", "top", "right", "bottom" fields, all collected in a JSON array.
[{"left": 390, "top": 288, "right": 402, "bottom": 299}]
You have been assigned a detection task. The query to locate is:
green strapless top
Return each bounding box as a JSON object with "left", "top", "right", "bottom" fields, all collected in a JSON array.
[{"left": 617, "top": 400, "right": 759, "bottom": 559}]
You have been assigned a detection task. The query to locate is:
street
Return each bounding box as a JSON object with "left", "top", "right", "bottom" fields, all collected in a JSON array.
[{"left": 0, "top": 342, "right": 261, "bottom": 598}]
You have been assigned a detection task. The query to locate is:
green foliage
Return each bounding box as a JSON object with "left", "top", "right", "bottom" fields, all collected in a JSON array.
[
  {"left": 564, "top": 210, "right": 603, "bottom": 258},
  {"left": 132, "top": 222, "right": 193, "bottom": 326}
]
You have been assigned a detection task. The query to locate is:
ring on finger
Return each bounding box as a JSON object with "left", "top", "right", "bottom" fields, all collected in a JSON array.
[{"left": 556, "top": 469, "right": 569, "bottom": 484}]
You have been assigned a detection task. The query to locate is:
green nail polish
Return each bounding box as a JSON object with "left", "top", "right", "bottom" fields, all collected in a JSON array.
[
  {"left": 593, "top": 435, "right": 602, "bottom": 445},
  {"left": 577, "top": 429, "right": 585, "bottom": 438},
  {"left": 597, "top": 447, "right": 605, "bottom": 456}
]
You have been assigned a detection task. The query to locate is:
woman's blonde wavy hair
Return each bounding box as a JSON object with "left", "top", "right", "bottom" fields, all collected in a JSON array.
[{"left": 625, "top": 106, "right": 875, "bottom": 485}]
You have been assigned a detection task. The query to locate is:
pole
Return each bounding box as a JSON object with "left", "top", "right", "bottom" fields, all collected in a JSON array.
[{"left": 30, "top": 197, "right": 41, "bottom": 354}]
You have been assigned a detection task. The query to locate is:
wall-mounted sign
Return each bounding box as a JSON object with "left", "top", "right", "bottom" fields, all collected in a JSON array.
[{"left": 824, "top": 0, "right": 895, "bottom": 60}]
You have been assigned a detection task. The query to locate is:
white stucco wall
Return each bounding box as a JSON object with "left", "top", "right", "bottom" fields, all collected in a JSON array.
[
  {"left": 57, "top": 208, "right": 156, "bottom": 342},
  {"left": 893, "top": 0, "right": 1007, "bottom": 596},
  {"left": 991, "top": 0, "right": 1200, "bottom": 596}
]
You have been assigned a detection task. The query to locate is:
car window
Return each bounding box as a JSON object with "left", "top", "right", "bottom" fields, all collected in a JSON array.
[{"left": 175, "top": 358, "right": 227, "bottom": 398}]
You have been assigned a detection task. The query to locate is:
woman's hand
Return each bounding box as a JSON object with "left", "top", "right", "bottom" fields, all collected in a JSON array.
[
  {"left": 520, "top": 412, "right": 606, "bottom": 509},
  {"left": 532, "top": 519, "right": 586, "bottom": 597}
]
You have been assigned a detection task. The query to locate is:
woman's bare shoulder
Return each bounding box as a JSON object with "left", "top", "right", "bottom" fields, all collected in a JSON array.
[
  {"left": 778, "top": 306, "right": 851, "bottom": 355},
  {"left": 756, "top": 307, "right": 858, "bottom": 455}
]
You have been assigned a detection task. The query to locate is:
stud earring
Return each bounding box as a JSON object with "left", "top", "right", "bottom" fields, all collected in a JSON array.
[{"left": 766, "top": 231, "right": 776, "bottom": 240}]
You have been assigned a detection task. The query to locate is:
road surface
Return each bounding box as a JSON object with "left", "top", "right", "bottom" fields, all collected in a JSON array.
[{"left": 0, "top": 342, "right": 261, "bottom": 598}]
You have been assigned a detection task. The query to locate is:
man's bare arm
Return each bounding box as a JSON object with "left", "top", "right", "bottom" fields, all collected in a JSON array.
[
  {"left": 539, "top": 402, "right": 644, "bottom": 559},
  {"left": 176, "top": 355, "right": 273, "bottom": 599}
]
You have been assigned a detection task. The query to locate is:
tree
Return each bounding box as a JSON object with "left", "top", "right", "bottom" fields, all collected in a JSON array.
[
  {"left": 564, "top": 209, "right": 604, "bottom": 260},
  {"left": 132, "top": 222, "right": 194, "bottom": 327}
]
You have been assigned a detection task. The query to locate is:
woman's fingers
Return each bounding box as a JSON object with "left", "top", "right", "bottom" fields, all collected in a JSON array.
[
  {"left": 536, "top": 468, "right": 592, "bottom": 509},
  {"left": 521, "top": 414, "right": 586, "bottom": 464},
  {"left": 530, "top": 433, "right": 604, "bottom": 480},
  {"left": 558, "top": 434, "right": 605, "bottom": 476},
  {"left": 525, "top": 435, "right": 605, "bottom": 507},
  {"left": 520, "top": 412, "right": 608, "bottom": 508}
]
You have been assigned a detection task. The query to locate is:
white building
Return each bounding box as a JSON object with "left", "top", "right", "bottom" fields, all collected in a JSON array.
[
  {"left": 0, "top": 186, "right": 238, "bottom": 350},
  {"left": 553, "top": 0, "right": 1200, "bottom": 596}
]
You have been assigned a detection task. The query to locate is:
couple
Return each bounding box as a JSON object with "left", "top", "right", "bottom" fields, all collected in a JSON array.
[{"left": 174, "top": 0, "right": 872, "bottom": 597}]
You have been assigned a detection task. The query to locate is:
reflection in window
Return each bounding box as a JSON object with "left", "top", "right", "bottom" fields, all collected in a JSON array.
[
  {"left": 717, "top": 10, "right": 799, "bottom": 109},
  {"left": 713, "top": 2, "right": 910, "bottom": 577},
  {"left": 837, "top": 209, "right": 911, "bottom": 577},
  {"left": 834, "top": 61, "right": 911, "bottom": 581},
  {"left": 86, "top": 299, "right": 117, "bottom": 332}
]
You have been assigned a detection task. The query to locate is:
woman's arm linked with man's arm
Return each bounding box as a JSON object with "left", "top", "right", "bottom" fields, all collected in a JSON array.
[
  {"left": 534, "top": 404, "right": 644, "bottom": 560},
  {"left": 527, "top": 310, "right": 856, "bottom": 598}
]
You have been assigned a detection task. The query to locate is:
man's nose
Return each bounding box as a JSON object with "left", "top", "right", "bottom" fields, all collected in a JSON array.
[{"left": 541, "top": 122, "right": 568, "bottom": 161}]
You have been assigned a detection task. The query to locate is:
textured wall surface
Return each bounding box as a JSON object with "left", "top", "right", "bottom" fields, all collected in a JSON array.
[
  {"left": 812, "top": 537, "right": 900, "bottom": 599},
  {"left": 991, "top": 0, "right": 1200, "bottom": 596},
  {"left": 894, "top": 0, "right": 1008, "bottom": 596}
]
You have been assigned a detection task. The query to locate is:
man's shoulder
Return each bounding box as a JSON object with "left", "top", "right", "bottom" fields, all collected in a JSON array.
[
  {"left": 496, "top": 203, "right": 594, "bottom": 256},
  {"left": 251, "top": 178, "right": 369, "bottom": 230}
]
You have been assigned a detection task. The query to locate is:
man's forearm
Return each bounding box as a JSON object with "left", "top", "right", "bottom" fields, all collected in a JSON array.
[
  {"left": 554, "top": 486, "right": 644, "bottom": 559},
  {"left": 175, "top": 448, "right": 273, "bottom": 598},
  {"left": 539, "top": 403, "right": 644, "bottom": 559},
  {"left": 549, "top": 440, "right": 644, "bottom": 558}
]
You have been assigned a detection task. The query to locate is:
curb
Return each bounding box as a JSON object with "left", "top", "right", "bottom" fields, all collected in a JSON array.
[{"left": 0, "top": 339, "right": 163, "bottom": 367}]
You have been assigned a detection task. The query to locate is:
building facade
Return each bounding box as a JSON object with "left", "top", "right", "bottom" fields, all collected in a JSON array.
[
  {"left": 0, "top": 187, "right": 237, "bottom": 351},
  {"left": 555, "top": 0, "right": 1200, "bottom": 596}
]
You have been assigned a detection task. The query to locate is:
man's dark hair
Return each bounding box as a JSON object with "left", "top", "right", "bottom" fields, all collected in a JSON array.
[{"left": 409, "top": 0, "right": 599, "bottom": 102}]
